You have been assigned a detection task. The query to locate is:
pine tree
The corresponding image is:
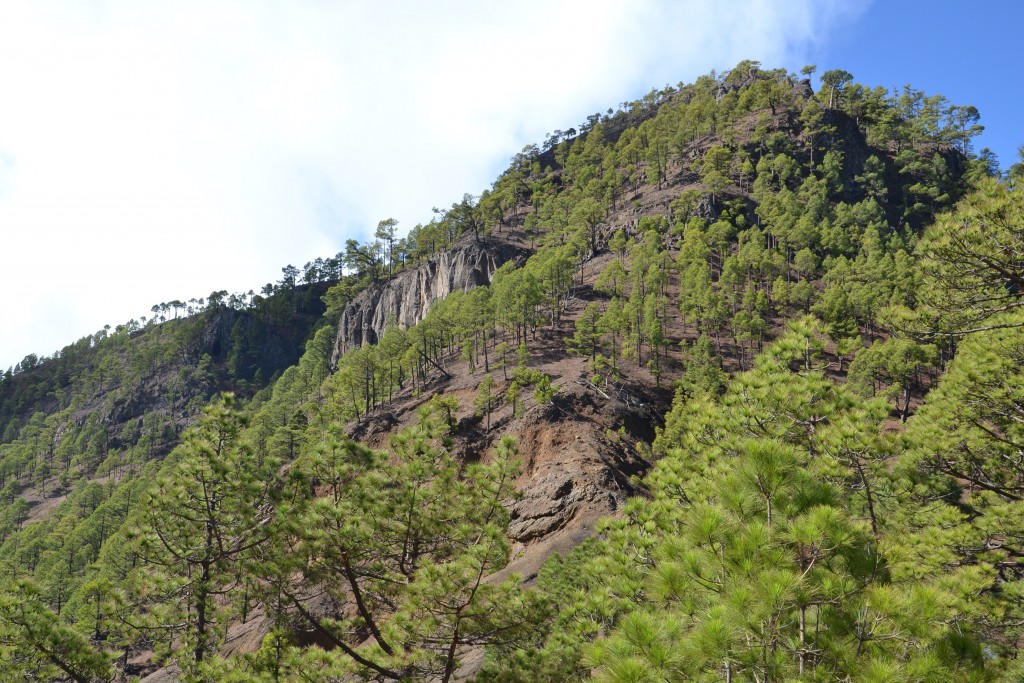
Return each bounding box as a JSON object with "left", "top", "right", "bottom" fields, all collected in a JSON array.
[
  {"left": 568, "top": 302, "right": 603, "bottom": 362},
  {"left": 127, "top": 395, "right": 275, "bottom": 680},
  {"left": 0, "top": 579, "right": 112, "bottom": 683},
  {"left": 257, "top": 403, "right": 544, "bottom": 681},
  {"left": 475, "top": 375, "right": 498, "bottom": 432},
  {"left": 892, "top": 178, "right": 1024, "bottom": 335}
]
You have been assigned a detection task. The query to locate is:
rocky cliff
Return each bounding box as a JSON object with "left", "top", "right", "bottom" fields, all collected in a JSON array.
[{"left": 332, "top": 235, "right": 530, "bottom": 362}]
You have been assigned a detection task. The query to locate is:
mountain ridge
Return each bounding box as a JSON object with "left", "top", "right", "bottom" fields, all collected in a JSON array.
[{"left": 4, "top": 61, "right": 1022, "bottom": 682}]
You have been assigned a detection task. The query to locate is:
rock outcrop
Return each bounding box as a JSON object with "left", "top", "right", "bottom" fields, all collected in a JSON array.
[
  {"left": 332, "top": 236, "right": 529, "bottom": 363},
  {"left": 506, "top": 389, "right": 652, "bottom": 545}
]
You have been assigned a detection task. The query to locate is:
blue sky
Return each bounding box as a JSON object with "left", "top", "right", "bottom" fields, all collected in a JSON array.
[{"left": 0, "top": 1, "right": 1019, "bottom": 370}]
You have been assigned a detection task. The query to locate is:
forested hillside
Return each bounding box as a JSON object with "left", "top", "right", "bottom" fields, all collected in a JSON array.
[{"left": 2, "top": 61, "right": 1024, "bottom": 682}]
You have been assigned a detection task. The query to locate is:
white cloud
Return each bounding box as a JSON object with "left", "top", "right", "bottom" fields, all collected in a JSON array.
[{"left": 0, "top": 0, "right": 866, "bottom": 368}]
